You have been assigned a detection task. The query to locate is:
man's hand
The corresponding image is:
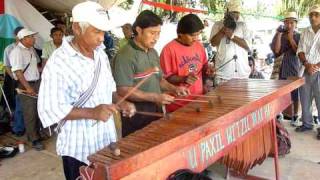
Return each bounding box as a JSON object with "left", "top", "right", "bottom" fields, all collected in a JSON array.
[
  {"left": 185, "top": 73, "right": 198, "bottom": 85},
  {"left": 155, "top": 93, "right": 175, "bottom": 105},
  {"left": 223, "top": 27, "right": 234, "bottom": 39},
  {"left": 287, "top": 29, "right": 294, "bottom": 41},
  {"left": 175, "top": 86, "right": 190, "bottom": 96},
  {"left": 118, "top": 101, "right": 136, "bottom": 118},
  {"left": 305, "top": 63, "right": 319, "bottom": 75},
  {"left": 25, "top": 87, "right": 37, "bottom": 96},
  {"left": 92, "top": 104, "right": 118, "bottom": 122},
  {"left": 205, "top": 63, "right": 216, "bottom": 76}
]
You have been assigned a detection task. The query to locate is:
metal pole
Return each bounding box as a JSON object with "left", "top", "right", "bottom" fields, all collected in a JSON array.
[{"left": 0, "top": 83, "right": 12, "bottom": 115}]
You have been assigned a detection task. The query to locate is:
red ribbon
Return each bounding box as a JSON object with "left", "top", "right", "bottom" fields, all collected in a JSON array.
[{"left": 142, "top": 0, "right": 207, "bottom": 14}]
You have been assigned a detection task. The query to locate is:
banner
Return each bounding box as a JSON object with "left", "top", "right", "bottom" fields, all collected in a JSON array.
[{"left": 142, "top": 0, "right": 207, "bottom": 14}]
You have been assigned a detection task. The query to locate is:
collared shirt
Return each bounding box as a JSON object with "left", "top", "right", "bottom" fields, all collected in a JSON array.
[
  {"left": 210, "top": 21, "right": 251, "bottom": 80},
  {"left": 297, "top": 27, "right": 320, "bottom": 64},
  {"left": 3, "top": 43, "right": 16, "bottom": 67},
  {"left": 113, "top": 39, "right": 162, "bottom": 94},
  {"left": 10, "top": 42, "right": 40, "bottom": 81},
  {"left": 37, "top": 37, "right": 117, "bottom": 164},
  {"left": 41, "top": 40, "right": 59, "bottom": 60}
]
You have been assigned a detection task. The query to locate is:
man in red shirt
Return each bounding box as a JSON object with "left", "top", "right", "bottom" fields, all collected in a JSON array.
[{"left": 160, "top": 14, "right": 214, "bottom": 112}]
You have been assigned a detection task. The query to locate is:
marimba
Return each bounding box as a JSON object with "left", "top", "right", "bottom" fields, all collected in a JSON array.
[{"left": 81, "top": 79, "right": 304, "bottom": 180}]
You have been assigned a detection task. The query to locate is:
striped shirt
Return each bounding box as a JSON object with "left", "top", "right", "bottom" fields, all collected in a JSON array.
[
  {"left": 210, "top": 21, "right": 251, "bottom": 80},
  {"left": 297, "top": 27, "right": 320, "bottom": 64},
  {"left": 10, "top": 43, "right": 40, "bottom": 81},
  {"left": 37, "top": 37, "right": 117, "bottom": 164},
  {"left": 270, "top": 31, "right": 300, "bottom": 79}
]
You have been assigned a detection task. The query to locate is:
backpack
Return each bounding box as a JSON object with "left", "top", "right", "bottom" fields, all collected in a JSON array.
[
  {"left": 270, "top": 120, "right": 291, "bottom": 157},
  {"left": 167, "top": 169, "right": 212, "bottom": 180}
]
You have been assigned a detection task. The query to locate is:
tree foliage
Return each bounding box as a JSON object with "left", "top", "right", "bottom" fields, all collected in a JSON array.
[{"left": 280, "top": 0, "right": 320, "bottom": 17}]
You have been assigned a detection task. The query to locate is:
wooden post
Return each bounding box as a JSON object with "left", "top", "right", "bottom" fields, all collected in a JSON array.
[{"left": 272, "top": 118, "right": 280, "bottom": 180}]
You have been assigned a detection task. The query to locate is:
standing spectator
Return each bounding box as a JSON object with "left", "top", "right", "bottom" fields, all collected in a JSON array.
[
  {"left": 295, "top": 5, "right": 320, "bottom": 140},
  {"left": 271, "top": 11, "right": 300, "bottom": 125},
  {"left": 210, "top": 0, "right": 251, "bottom": 86},
  {"left": 248, "top": 58, "right": 264, "bottom": 79},
  {"left": 41, "top": 27, "right": 64, "bottom": 67},
  {"left": 2, "top": 26, "right": 25, "bottom": 136},
  {"left": 10, "top": 28, "right": 43, "bottom": 150},
  {"left": 118, "top": 23, "right": 133, "bottom": 50},
  {"left": 55, "top": 20, "right": 68, "bottom": 36}
]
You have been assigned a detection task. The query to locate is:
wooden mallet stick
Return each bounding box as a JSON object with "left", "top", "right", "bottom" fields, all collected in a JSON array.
[
  {"left": 92, "top": 67, "right": 160, "bottom": 126},
  {"left": 16, "top": 88, "right": 38, "bottom": 99}
]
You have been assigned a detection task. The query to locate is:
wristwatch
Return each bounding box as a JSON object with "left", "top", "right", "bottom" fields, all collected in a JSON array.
[{"left": 302, "top": 61, "right": 308, "bottom": 66}]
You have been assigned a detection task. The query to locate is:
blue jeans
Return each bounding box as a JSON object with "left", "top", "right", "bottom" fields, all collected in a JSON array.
[{"left": 12, "top": 96, "right": 25, "bottom": 133}]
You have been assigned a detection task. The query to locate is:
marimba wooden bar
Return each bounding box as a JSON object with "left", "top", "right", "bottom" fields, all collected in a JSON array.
[{"left": 81, "top": 79, "right": 304, "bottom": 180}]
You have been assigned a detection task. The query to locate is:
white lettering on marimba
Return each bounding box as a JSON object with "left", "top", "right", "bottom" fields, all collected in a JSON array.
[
  {"left": 199, "top": 132, "right": 224, "bottom": 164},
  {"left": 186, "top": 103, "right": 272, "bottom": 169},
  {"left": 187, "top": 146, "right": 198, "bottom": 169}
]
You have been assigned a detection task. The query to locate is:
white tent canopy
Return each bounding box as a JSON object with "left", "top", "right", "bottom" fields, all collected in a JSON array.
[
  {"left": 27, "top": 0, "right": 128, "bottom": 12},
  {"left": 5, "top": 0, "right": 54, "bottom": 48}
]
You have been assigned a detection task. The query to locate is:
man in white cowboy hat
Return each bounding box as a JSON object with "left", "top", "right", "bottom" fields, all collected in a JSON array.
[
  {"left": 270, "top": 11, "right": 300, "bottom": 126},
  {"left": 9, "top": 28, "right": 44, "bottom": 150},
  {"left": 37, "top": 1, "right": 136, "bottom": 179},
  {"left": 295, "top": 5, "right": 320, "bottom": 140},
  {"left": 210, "top": 0, "right": 251, "bottom": 86}
]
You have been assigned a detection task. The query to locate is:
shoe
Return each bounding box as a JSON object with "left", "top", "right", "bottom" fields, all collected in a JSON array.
[
  {"left": 276, "top": 114, "right": 283, "bottom": 121},
  {"left": 32, "top": 140, "right": 44, "bottom": 151},
  {"left": 290, "top": 116, "right": 299, "bottom": 127},
  {"left": 313, "top": 116, "right": 318, "bottom": 124},
  {"left": 317, "top": 128, "right": 320, "bottom": 140},
  {"left": 295, "top": 125, "right": 313, "bottom": 132},
  {"left": 0, "top": 146, "right": 18, "bottom": 158}
]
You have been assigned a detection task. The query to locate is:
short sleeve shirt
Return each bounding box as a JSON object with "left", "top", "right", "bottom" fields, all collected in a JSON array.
[
  {"left": 41, "top": 40, "right": 58, "bottom": 60},
  {"left": 10, "top": 43, "right": 40, "bottom": 81},
  {"left": 113, "top": 39, "right": 162, "bottom": 94},
  {"left": 160, "top": 40, "right": 207, "bottom": 95}
]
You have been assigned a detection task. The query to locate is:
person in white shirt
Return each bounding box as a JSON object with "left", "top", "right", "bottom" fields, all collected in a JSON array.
[
  {"left": 10, "top": 28, "right": 43, "bottom": 150},
  {"left": 37, "top": 2, "right": 136, "bottom": 180},
  {"left": 295, "top": 5, "right": 320, "bottom": 139},
  {"left": 1, "top": 26, "right": 25, "bottom": 136},
  {"left": 210, "top": 0, "right": 251, "bottom": 86},
  {"left": 41, "top": 27, "right": 64, "bottom": 67}
]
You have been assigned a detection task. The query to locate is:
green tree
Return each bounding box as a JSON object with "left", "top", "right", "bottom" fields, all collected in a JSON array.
[{"left": 280, "top": 0, "right": 320, "bottom": 17}]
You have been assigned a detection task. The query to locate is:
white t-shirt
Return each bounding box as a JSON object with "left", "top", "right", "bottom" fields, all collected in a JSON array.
[
  {"left": 210, "top": 21, "right": 251, "bottom": 80},
  {"left": 10, "top": 42, "right": 40, "bottom": 81}
]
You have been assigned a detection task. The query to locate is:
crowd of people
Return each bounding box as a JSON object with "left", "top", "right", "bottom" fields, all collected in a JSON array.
[{"left": 2, "top": 0, "right": 320, "bottom": 179}]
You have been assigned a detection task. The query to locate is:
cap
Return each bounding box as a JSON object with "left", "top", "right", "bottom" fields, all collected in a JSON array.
[
  {"left": 226, "top": 0, "right": 241, "bottom": 12},
  {"left": 283, "top": 12, "right": 298, "bottom": 21},
  {"left": 72, "top": 1, "right": 115, "bottom": 31},
  {"left": 17, "top": 28, "right": 37, "bottom": 40},
  {"left": 309, "top": 5, "right": 320, "bottom": 14}
]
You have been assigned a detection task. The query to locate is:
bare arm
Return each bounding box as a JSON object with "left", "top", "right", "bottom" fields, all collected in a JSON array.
[
  {"left": 298, "top": 52, "right": 307, "bottom": 64},
  {"left": 160, "top": 78, "right": 178, "bottom": 92},
  {"left": 117, "top": 86, "right": 159, "bottom": 103},
  {"left": 273, "top": 32, "right": 282, "bottom": 54},
  {"left": 224, "top": 28, "right": 249, "bottom": 51},
  {"left": 210, "top": 28, "right": 225, "bottom": 47},
  {"left": 231, "top": 36, "right": 250, "bottom": 51},
  {"left": 15, "top": 70, "right": 36, "bottom": 95},
  {"left": 287, "top": 32, "right": 298, "bottom": 53},
  {"left": 166, "top": 75, "right": 186, "bottom": 85},
  {"left": 4, "top": 66, "right": 14, "bottom": 79}
]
